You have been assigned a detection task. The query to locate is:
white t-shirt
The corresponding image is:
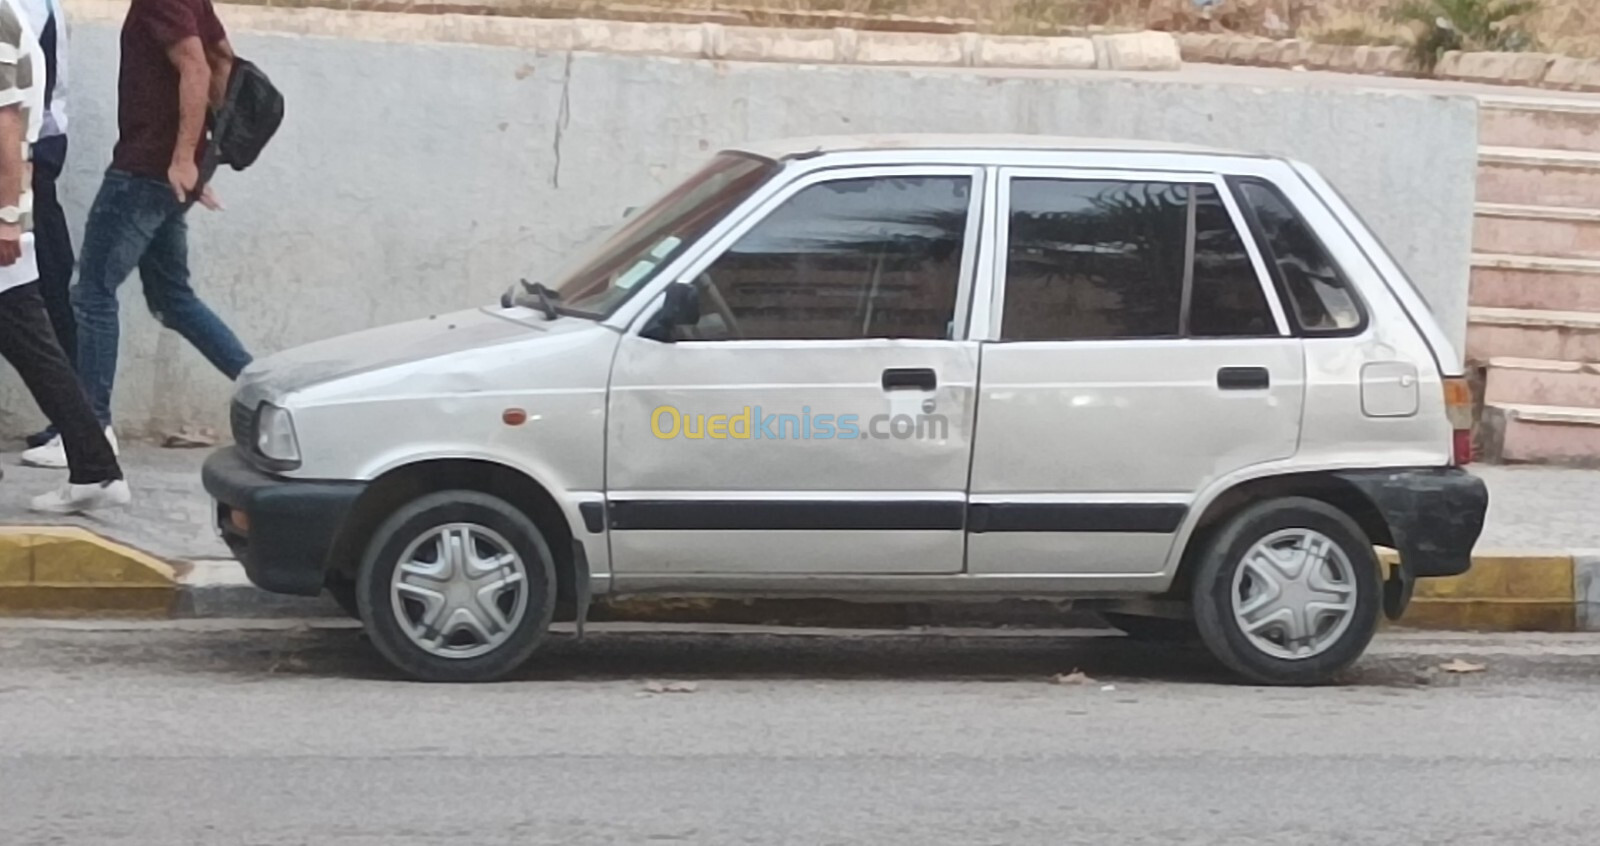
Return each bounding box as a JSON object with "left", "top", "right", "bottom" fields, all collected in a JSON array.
[
  {"left": 20, "top": 0, "right": 62, "bottom": 139},
  {"left": 0, "top": 0, "right": 43, "bottom": 294}
]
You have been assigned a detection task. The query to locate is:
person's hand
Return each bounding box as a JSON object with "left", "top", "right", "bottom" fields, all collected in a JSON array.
[
  {"left": 197, "top": 184, "right": 223, "bottom": 212},
  {"left": 0, "top": 222, "right": 20, "bottom": 267},
  {"left": 168, "top": 159, "right": 200, "bottom": 203}
]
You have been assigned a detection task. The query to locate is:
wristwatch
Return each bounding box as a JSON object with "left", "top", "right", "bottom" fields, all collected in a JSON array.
[{"left": 0, "top": 205, "right": 20, "bottom": 225}]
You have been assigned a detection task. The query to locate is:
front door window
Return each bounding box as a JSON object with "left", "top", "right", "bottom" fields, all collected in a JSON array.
[{"left": 680, "top": 175, "right": 972, "bottom": 342}]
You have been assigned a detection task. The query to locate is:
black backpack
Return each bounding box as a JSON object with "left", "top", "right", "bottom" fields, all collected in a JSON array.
[{"left": 200, "top": 57, "right": 284, "bottom": 185}]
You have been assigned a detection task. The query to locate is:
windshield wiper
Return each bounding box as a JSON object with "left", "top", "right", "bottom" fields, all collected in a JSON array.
[{"left": 519, "top": 278, "right": 561, "bottom": 321}]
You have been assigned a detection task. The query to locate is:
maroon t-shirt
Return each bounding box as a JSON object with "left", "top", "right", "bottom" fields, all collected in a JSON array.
[{"left": 111, "top": 0, "right": 228, "bottom": 179}]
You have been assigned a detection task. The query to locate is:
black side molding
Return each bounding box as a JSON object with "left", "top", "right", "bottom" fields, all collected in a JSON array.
[
  {"left": 968, "top": 502, "right": 1187, "bottom": 534},
  {"left": 604, "top": 499, "right": 1187, "bottom": 534},
  {"left": 608, "top": 500, "right": 966, "bottom": 531}
]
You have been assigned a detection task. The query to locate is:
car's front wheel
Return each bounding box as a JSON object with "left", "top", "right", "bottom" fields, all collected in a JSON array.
[
  {"left": 355, "top": 490, "right": 556, "bottom": 682},
  {"left": 1190, "top": 497, "right": 1381, "bottom": 686}
]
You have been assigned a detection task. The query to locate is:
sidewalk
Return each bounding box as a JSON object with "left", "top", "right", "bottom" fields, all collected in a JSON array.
[
  {"left": 1, "top": 442, "right": 1597, "bottom": 623},
  {"left": 1, "top": 444, "right": 225, "bottom": 564}
]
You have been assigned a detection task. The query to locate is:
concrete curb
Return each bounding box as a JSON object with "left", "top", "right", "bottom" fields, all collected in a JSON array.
[
  {"left": 168, "top": 563, "right": 1100, "bottom": 626},
  {"left": 1176, "top": 33, "right": 1415, "bottom": 78},
  {"left": 1175, "top": 32, "right": 1600, "bottom": 92},
  {"left": 67, "top": 1, "right": 1181, "bottom": 72},
  {"left": 566, "top": 555, "right": 1600, "bottom": 632},
  {"left": 174, "top": 552, "right": 1600, "bottom": 633},
  {"left": 0, "top": 527, "right": 176, "bottom": 617},
  {"left": 1394, "top": 551, "right": 1600, "bottom": 632}
]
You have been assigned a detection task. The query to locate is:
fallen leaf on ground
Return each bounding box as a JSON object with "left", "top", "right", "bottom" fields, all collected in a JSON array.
[
  {"left": 1439, "top": 659, "right": 1487, "bottom": 674},
  {"left": 162, "top": 425, "right": 219, "bottom": 448},
  {"left": 266, "top": 655, "right": 309, "bottom": 674},
  {"left": 1051, "top": 670, "right": 1095, "bottom": 685},
  {"left": 643, "top": 680, "right": 699, "bottom": 694}
]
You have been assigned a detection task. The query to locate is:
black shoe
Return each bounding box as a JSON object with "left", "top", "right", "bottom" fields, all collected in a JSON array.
[{"left": 24, "top": 427, "right": 57, "bottom": 449}]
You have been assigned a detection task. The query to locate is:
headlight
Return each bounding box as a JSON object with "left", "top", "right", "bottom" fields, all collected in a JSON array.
[{"left": 255, "top": 403, "right": 301, "bottom": 467}]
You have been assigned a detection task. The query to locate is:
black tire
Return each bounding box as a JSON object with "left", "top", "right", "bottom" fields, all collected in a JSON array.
[
  {"left": 355, "top": 490, "right": 557, "bottom": 682},
  {"left": 325, "top": 573, "right": 361, "bottom": 620},
  {"left": 1190, "top": 497, "right": 1381, "bottom": 686},
  {"left": 1101, "top": 612, "right": 1199, "bottom": 643}
]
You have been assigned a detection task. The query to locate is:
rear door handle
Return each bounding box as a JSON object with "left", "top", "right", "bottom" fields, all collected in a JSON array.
[
  {"left": 1217, "top": 366, "right": 1271, "bottom": 391},
  {"left": 883, "top": 367, "right": 937, "bottom": 392}
]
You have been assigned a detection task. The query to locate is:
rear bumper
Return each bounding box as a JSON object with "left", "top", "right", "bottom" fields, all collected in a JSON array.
[
  {"left": 1334, "top": 467, "right": 1488, "bottom": 579},
  {"left": 201, "top": 447, "right": 367, "bottom": 597}
]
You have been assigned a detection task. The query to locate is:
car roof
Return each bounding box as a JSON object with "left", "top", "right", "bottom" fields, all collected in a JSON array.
[{"left": 729, "top": 134, "right": 1260, "bottom": 162}]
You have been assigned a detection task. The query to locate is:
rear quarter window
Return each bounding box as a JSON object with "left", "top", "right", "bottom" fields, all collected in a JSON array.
[{"left": 1231, "top": 179, "right": 1366, "bottom": 335}]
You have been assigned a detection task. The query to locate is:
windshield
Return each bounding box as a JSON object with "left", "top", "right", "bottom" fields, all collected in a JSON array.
[{"left": 522, "top": 153, "right": 780, "bottom": 318}]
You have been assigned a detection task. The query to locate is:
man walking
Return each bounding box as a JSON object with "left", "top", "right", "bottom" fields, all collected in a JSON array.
[
  {"left": 21, "top": 0, "right": 251, "bottom": 468},
  {"left": 0, "top": 0, "right": 129, "bottom": 512},
  {"left": 18, "top": 0, "right": 74, "bottom": 452}
]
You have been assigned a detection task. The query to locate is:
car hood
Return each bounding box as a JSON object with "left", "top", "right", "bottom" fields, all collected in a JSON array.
[{"left": 235, "top": 307, "right": 596, "bottom": 404}]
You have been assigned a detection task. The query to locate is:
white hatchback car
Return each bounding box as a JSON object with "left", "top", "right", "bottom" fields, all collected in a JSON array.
[{"left": 204, "top": 136, "right": 1487, "bottom": 685}]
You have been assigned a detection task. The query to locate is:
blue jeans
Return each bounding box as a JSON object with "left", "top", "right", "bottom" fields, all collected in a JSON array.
[{"left": 73, "top": 170, "right": 253, "bottom": 427}]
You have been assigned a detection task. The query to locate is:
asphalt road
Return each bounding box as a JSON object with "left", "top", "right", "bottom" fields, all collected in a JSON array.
[{"left": 2, "top": 622, "right": 1599, "bottom": 846}]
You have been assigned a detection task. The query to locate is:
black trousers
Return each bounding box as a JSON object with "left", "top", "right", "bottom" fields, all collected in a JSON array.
[
  {"left": 0, "top": 282, "right": 120, "bottom": 484},
  {"left": 31, "top": 134, "right": 75, "bottom": 370}
]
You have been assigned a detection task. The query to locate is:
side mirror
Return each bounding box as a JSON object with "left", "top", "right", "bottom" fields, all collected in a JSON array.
[{"left": 639, "top": 284, "right": 700, "bottom": 343}]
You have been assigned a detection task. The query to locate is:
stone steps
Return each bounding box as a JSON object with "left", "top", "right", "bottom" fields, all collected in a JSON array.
[
  {"left": 1471, "top": 101, "right": 1600, "bottom": 466},
  {"left": 1474, "top": 204, "right": 1600, "bottom": 261},
  {"left": 1471, "top": 252, "right": 1600, "bottom": 312},
  {"left": 1483, "top": 357, "right": 1600, "bottom": 409},
  {"left": 1467, "top": 306, "right": 1600, "bottom": 363},
  {"left": 1478, "top": 147, "right": 1600, "bottom": 208},
  {"left": 1480, "top": 99, "right": 1600, "bottom": 154},
  {"left": 1478, "top": 401, "right": 1600, "bottom": 467}
]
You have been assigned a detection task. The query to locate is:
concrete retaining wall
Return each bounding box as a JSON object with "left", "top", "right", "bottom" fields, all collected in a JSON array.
[{"left": 0, "top": 4, "right": 1478, "bottom": 436}]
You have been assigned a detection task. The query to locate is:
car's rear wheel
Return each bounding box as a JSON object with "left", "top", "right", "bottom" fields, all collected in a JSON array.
[
  {"left": 1191, "top": 497, "right": 1380, "bottom": 686},
  {"left": 356, "top": 490, "right": 556, "bottom": 682}
]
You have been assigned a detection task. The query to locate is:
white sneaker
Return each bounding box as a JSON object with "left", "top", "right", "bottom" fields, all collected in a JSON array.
[
  {"left": 20, "top": 428, "right": 120, "bottom": 470},
  {"left": 30, "top": 479, "right": 133, "bottom": 514}
]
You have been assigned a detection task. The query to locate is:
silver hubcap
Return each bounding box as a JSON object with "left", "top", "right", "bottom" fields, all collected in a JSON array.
[
  {"left": 390, "top": 523, "right": 529, "bottom": 660},
  {"left": 1230, "top": 528, "right": 1358, "bottom": 661}
]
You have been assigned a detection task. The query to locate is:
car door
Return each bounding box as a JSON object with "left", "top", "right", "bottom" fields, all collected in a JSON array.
[
  {"left": 967, "top": 168, "right": 1305, "bottom": 576},
  {"left": 606, "top": 166, "right": 985, "bottom": 575}
]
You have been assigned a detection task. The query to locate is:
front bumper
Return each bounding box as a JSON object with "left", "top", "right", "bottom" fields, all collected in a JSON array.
[
  {"left": 201, "top": 447, "right": 367, "bottom": 597},
  {"left": 1334, "top": 467, "right": 1488, "bottom": 579}
]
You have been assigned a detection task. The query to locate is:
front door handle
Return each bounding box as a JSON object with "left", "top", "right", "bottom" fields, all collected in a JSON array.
[
  {"left": 883, "top": 367, "right": 937, "bottom": 392},
  {"left": 1217, "top": 366, "right": 1270, "bottom": 391}
]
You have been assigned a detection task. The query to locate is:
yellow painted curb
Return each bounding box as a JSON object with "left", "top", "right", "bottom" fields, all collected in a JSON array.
[
  {"left": 0, "top": 527, "right": 177, "bottom": 617},
  {"left": 600, "top": 554, "right": 1588, "bottom": 633},
  {"left": 1384, "top": 551, "right": 1580, "bottom": 632}
]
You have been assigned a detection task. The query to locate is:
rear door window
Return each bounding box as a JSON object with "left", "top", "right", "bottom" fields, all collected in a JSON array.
[{"left": 1000, "top": 178, "right": 1278, "bottom": 341}]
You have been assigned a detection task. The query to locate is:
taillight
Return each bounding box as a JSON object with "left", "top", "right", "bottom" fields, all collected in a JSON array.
[{"left": 1444, "top": 378, "right": 1474, "bottom": 465}]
